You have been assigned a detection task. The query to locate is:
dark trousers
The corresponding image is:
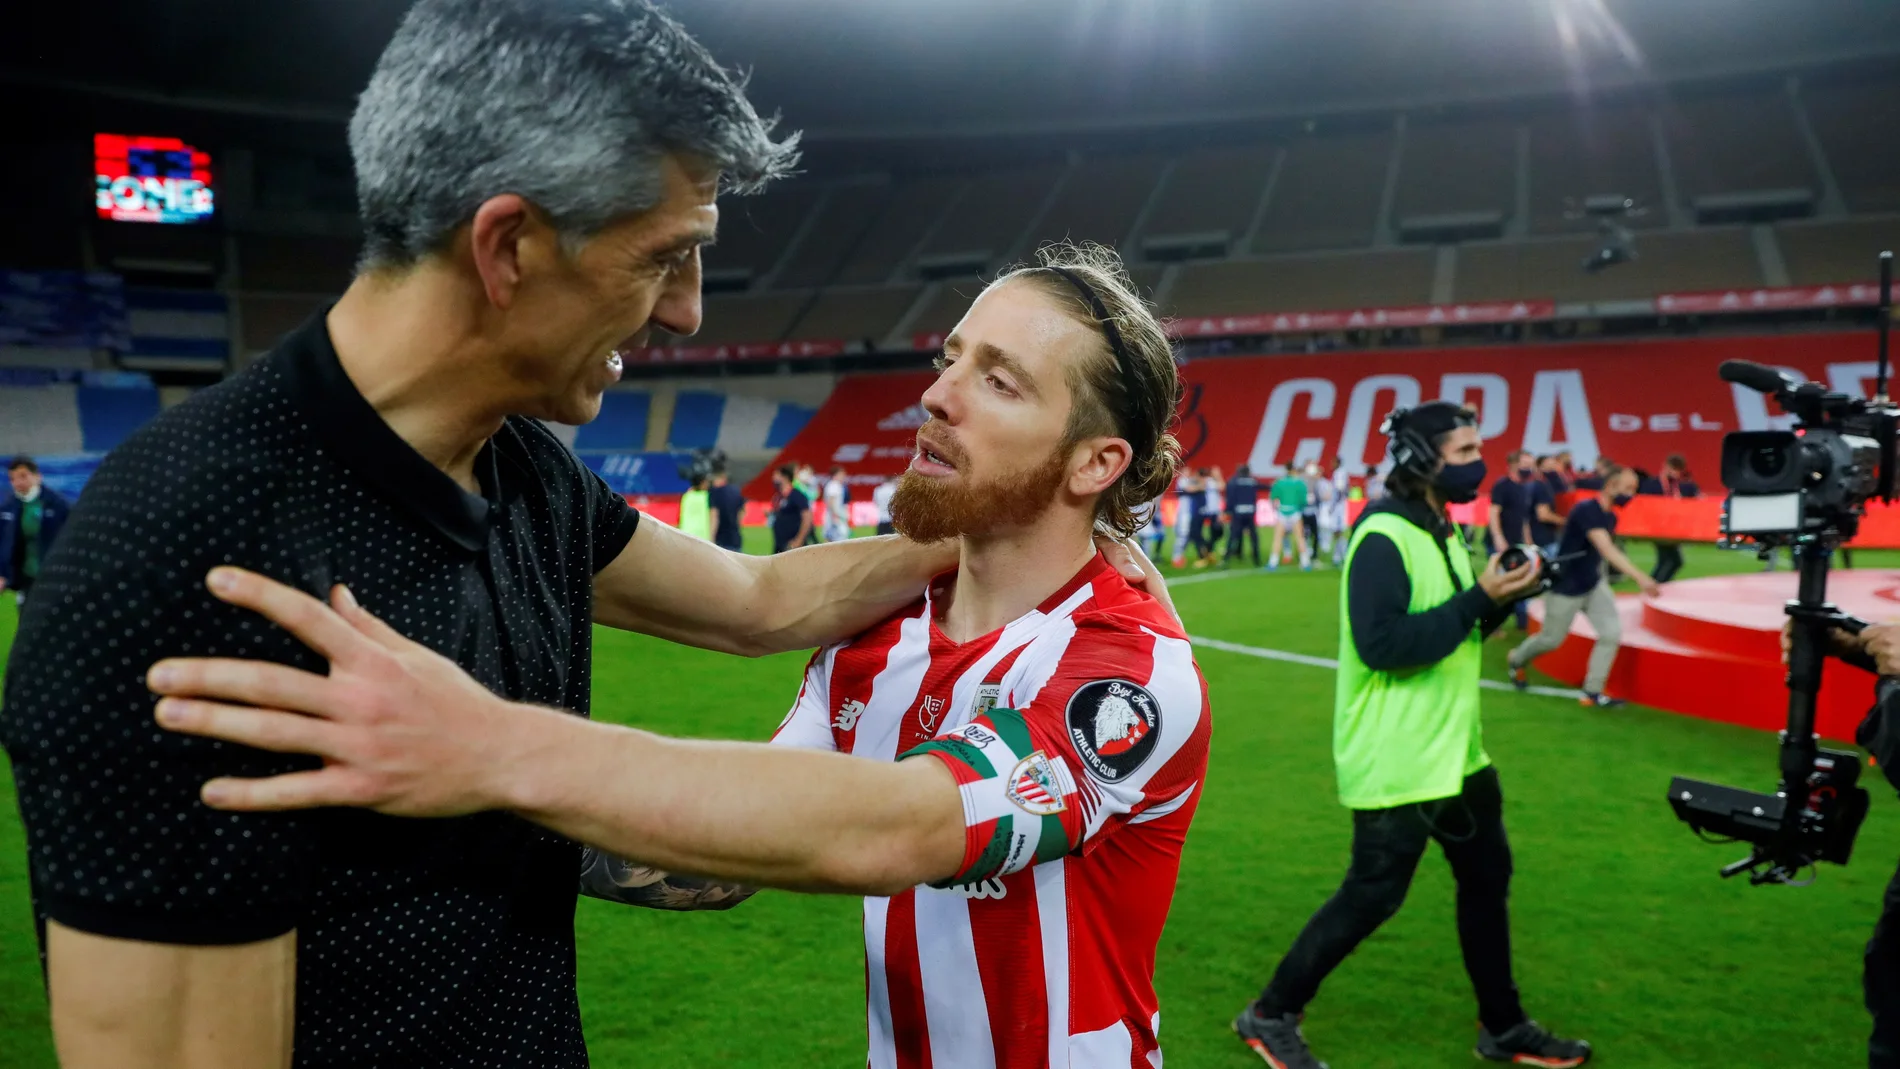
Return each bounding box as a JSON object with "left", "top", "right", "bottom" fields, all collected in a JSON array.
[
  {"left": 1653, "top": 542, "right": 1684, "bottom": 582},
  {"left": 1257, "top": 766, "right": 1527, "bottom": 1034},
  {"left": 1227, "top": 513, "right": 1261, "bottom": 565},
  {"left": 1868, "top": 861, "right": 1900, "bottom": 1067}
]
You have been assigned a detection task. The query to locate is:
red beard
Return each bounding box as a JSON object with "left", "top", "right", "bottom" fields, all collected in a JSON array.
[{"left": 890, "top": 439, "right": 1069, "bottom": 543}]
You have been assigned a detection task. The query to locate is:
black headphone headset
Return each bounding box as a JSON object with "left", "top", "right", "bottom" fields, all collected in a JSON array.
[{"left": 1380, "top": 407, "right": 1438, "bottom": 481}]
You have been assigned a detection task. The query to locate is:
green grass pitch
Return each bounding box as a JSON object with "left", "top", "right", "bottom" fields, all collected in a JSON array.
[{"left": 3, "top": 533, "right": 1898, "bottom": 1067}]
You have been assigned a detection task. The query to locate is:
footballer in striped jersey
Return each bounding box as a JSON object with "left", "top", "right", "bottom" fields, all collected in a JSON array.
[{"left": 153, "top": 241, "right": 1202, "bottom": 1066}]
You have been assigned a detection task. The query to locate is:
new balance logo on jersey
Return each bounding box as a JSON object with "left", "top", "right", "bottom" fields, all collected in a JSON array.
[
  {"left": 1067, "top": 679, "right": 1162, "bottom": 782},
  {"left": 947, "top": 876, "right": 1007, "bottom": 900},
  {"left": 833, "top": 699, "right": 867, "bottom": 732}
]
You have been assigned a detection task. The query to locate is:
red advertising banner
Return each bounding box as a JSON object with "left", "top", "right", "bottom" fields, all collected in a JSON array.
[
  {"left": 1655, "top": 282, "right": 1883, "bottom": 315},
  {"left": 756, "top": 333, "right": 1883, "bottom": 500},
  {"left": 622, "top": 338, "right": 845, "bottom": 365}
]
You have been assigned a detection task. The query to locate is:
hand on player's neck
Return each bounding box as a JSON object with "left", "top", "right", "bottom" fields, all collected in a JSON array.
[
  {"left": 937, "top": 506, "right": 1099, "bottom": 644},
  {"left": 326, "top": 271, "right": 516, "bottom": 493}
]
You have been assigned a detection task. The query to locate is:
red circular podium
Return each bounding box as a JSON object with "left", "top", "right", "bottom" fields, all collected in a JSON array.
[{"left": 1525, "top": 571, "right": 1900, "bottom": 741}]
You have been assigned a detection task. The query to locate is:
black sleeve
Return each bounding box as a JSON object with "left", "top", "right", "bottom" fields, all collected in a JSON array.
[
  {"left": 583, "top": 461, "right": 640, "bottom": 573},
  {"left": 0, "top": 448, "right": 322, "bottom": 946},
  {"left": 1347, "top": 533, "right": 1496, "bottom": 671},
  {"left": 1478, "top": 603, "right": 1516, "bottom": 639}
]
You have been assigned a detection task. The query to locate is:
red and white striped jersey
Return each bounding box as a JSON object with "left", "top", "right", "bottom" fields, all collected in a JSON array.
[{"left": 772, "top": 553, "right": 1211, "bottom": 1068}]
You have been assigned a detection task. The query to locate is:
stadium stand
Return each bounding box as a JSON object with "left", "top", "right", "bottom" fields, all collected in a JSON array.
[
  {"left": 1135, "top": 144, "right": 1277, "bottom": 258},
  {"left": 1024, "top": 152, "right": 1168, "bottom": 253},
  {"left": 785, "top": 285, "right": 921, "bottom": 343},
  {"left": 240, "top": 294, "right": 329, "bottom": 357},
  {"left": 1250, "top": 126, "right": 1392, "bottom": 254},
  {"left": 235, "top": 234, "right": 358, "bottom": 294},
  {"left": 772, "top": 180, "right": 894, "bottom": 288},
  {"left": 1168, "top": 249, "right": 1435, "bottom": 318},
  {"left": 683, "top": 291, "right": 811, "bottom": 346},
  {"left": 74, "top": 383, "right": 160, "bottom": 452},
  {"left": 911, "top": 165, "right": 1064, "bottom": 272},
  {"left": 1777, "top": 217, "right": 1900, "bottom": 285},
  {"left": 0, "top": 385, "right": 86, "bottom": 456},
  {"left": 1393, "top": 117, "right": 1518, "bottom": 240},
  {"left": 1525, "top": 104, "right": 1666, "bottom": 234},
  {"left": 667, "top": 390, "right": 728, "bottom": 449},
  {"left": 1664, "top": 86, "right": 1818, "bottom": 211},
  {"left": 1800, "top": 72, "right": 1900, "bottom": 213},
  {"left": 831, "top": 175, "right": 963, "bottom": 285},
  {"left": 571, "top": 392, "right": 650, "bottom": 452},
  {"left": 1455, "top": 226, "right": 1762, "bottom": 304},
  {"left": 703, "top": 183, "right": 823, "bottom": 283},
  {"left": 122, "top": 289, "right": 229, "bottom": 369}
]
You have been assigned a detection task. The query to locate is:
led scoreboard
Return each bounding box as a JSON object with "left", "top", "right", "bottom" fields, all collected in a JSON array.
[{"left": 94, "top": 133, "right": 215, "bottom": 224}]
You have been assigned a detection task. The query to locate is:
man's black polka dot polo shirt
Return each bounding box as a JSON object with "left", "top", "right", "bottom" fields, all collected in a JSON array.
[{"left": 1, "top": 310, "right": 640, "bottom": 1067}]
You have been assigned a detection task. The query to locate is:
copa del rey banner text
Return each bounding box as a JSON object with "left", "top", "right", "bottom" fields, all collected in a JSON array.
[{"left": 755, "top": 333, "right": 1881, "bottom": 494}]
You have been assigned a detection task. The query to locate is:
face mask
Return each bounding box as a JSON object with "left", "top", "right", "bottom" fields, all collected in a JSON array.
[
  {"left": 1613, "top": 493, "right": 1633, "bottom": 507},
  {"left": 1516, "top": 467, "right": 1534, "bottom": 478},
  {"left": 1433, "top": 458, "right": 1487, "bottom": 504}
]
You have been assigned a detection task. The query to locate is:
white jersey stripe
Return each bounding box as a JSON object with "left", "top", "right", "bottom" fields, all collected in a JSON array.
[
  {"left": 940, "top": 578, "right": 1097, "bottom": 735},
  {"left": 1035, "top": 859, "right": 1070, "bottom": 1068},
  {"left": 864, "top": 895, "right": 897, "bottom": 1069},
  {"left": 915, "top": 886, "right": 997, "bottom": 1069},
  {"left": 856, "top": 610, "right": 935, "bottom": 762}
]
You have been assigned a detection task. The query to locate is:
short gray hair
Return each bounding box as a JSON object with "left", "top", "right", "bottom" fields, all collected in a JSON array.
[{"left": 350, "top": 0, "right": 799, "bottom": 269}]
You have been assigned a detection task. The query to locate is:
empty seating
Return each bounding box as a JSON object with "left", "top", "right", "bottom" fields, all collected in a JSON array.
[
  {"left": 74, "top": 384, "right": 160, "bottom": 452},
  {"left": 572, "top": 392, "right": 650, "bottom": 452},
  {"left": 1526, "top": 105, "right": 1665, "bottom": 234},
  {"left": 833, "top": 175, "right": 963, "bottom": 285},
  {"left": 0, "top": 385, "right": 84, "bottom": 455},
  {"left": 1137, "top": 145, "right": 1276, "bottom": 254},
  {"left": 1168, "top": 249, "right": 1434, "bottom": 318},
  {"left": 668, "top": 391, "right": 727, "bottom": 448},
  {"left": 1455, "top": 227, "right": 1761, "bottom": 303},
  {"left": 774, "top": 182, "right": 895, "bottom": 288},
  {"left": 704, "top": 185, "right": 820, "bottom": 279},
  {"left": 1394, "top": 119, "right": 1517, "bottom": 229},
  {"left": 912, "top": 166, "right": 1063, "bottom": 270},
  {"left": 689, "top": 292, "right": 811, "bottom": 345},
  {"left": 787, "top": 286, "right": 921, "bottom": 343},
  {"left": 764, "top": 403, "right": 816, "bottom": 448},
  {"left": 1777, "top": 218, "right": 1900, "bottom": 285},
  {"left": 237, "top": 234, "right": 358, "bottom": 293},
  {"left": 1025, "top": 153, "right": 1167, "bottom": 253},
  {"left": 1251, "top": 127, "right": 1391, "bottom": 254},
  {"left": 908, "top": 275, "right": 989, "bottom": 336},
  {"left": 1664, "top": 87, "right": 1816, "bottom": 203},
  {"left": 1801, "top": 73, "right": 1900, "bottom": 213}
]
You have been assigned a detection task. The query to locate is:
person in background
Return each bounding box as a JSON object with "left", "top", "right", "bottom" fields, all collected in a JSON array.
[
  {"left": 1488, "top": 451, "right": 1532, "bottom": 632},
  {"left": 1325, "top": 456, "right": 1351, "bottom": 566},
  {"left": 1, "top": 457, "right": 71, "bottom": 609},
  {"left": 1140, "top": 492, "right": 1169, "bottom": 561},
  {"left": 1198, "top": 466, "right": 1227, "bottom": 568},
  {"left": 821, "top": 464, "right": 852, "bottom": 543},
  {"left": 770, "top": 464, "right": 812, "bottom": 553},
  {"left": 1506, "top": 465, "right": 1661, "bottom": 707},
  {"left": 793, "top": 462, "right": 822, "bottom": 537},
  {"left": 1364, "top": 464, "right": 1386, "bottom": 501},
  {"left": 1524, "top": 457, "right": 1563, "bottom": 550},
  {"left": 871, "top": 473, "right": 898, "bottom": 536},
  {"left": 1550, "top": 451, "right": 1576, "bottom": 496},
  {"left": 1268, "top": 465, "right": 1311, "bottom": 571},
  {"left": 1572, "top": 456, "right": 1613, "bottom": 492},
  {"left": 1299, "top": 461, "right": 1325, "bottom": 566},
  {"left": 1225, "top": 463, "right": 1262, "bottom": 567},
  {"left": 677, "top": 472, "right": 712, "bottom": 541},
  {"left": 1647, "top": 453, "right": 1698, "bottom": 582},
  {"left": 1170, "top": 467, "right": 1203, "bottom": 567},
  {"left": 706, "top": 466, "right": 745, "bottom": 552}
]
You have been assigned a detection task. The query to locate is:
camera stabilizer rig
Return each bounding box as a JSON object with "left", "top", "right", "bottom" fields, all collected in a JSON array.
[{"left": 1668, "top": 251, "right": 1895, "bottom": 885}]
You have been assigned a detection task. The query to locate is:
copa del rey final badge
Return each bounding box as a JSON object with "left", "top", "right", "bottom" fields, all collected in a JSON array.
[{"left": 1066, "top": 678, "right": 1162, "bottom": 783}]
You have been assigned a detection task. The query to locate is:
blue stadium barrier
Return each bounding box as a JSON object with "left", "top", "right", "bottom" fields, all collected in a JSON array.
[
  {"left": 75, "top": 384, "right": 160, "bottom": 452},
  {"left": 668, "top": 391, "right": 727, "bottom": 448},
  {"left": 573, "top": 391, "right": 650, "bottom": 451},
  {"left": 764, "top": 403, "right": 816, "bottom": 448}
]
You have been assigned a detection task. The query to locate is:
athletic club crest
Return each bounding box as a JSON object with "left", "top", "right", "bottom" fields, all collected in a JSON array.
[
  {"left": 1005, "top": 751, "right": 1068, "bottom": 817},
  {"left": 1065, "top": 679, "right": 1161, "bottom": 782}
]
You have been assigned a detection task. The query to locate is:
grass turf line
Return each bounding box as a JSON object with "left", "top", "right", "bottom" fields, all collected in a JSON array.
[{"left": 1, "top": 536, "right": 1896, "bottom": 1067}]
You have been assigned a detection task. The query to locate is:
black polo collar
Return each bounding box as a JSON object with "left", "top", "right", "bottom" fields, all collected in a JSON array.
[{"left": 276, "top": 308, "right": 497, "bottom": 553}]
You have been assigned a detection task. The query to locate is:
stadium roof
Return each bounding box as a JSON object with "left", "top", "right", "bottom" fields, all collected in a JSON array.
[{"left": 7, "top": 0, "right": 1900, "bottom": 139}]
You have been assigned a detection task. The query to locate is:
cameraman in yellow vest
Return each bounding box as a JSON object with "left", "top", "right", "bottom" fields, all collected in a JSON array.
[{"left": 1233, "top": 403, "right": 1591, "bottom": 1069}]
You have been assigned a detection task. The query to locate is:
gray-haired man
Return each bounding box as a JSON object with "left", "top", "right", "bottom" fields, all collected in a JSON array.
[{"left": 0, "top": 3, "right": 1064, "bottom": 1067}]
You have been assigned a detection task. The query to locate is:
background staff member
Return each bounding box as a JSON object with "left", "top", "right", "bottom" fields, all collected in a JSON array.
[
  {"left": 1225, "top": 463, "right": 1261, "bottom": 566},
  {"left": 1506, "top": 465, "right": 1661, "bottom": 708},
  {"left": 1233, "top": 402, "right": 1590, "bottom": 1069},
  {"left": 1, "top": 456, "right": 70, "bottom": 608},
  {"left": 706, "top": 465, "right": 744, "bottom": 551},
  {"left": 770, "top": 464, "right": 812, "bottom": 552}
]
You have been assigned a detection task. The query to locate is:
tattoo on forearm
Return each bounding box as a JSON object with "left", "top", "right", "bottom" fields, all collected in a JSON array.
[{"left": 577, "top": 847, "right": 758, "bottom": 911}]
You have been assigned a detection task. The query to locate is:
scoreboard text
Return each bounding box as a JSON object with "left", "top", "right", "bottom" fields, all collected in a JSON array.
[{"left": 95, "top": 133, "right": 215, "bottom": 224}]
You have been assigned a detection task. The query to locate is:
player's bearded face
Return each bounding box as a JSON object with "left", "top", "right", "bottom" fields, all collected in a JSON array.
[{"left": 891, "top": 419, "right": 1069, "bottom": 543}]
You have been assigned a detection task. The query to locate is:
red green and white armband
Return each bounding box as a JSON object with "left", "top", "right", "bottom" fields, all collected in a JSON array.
[{"left": 900, "top": 708, "right": 1083, "bottom": 887}]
